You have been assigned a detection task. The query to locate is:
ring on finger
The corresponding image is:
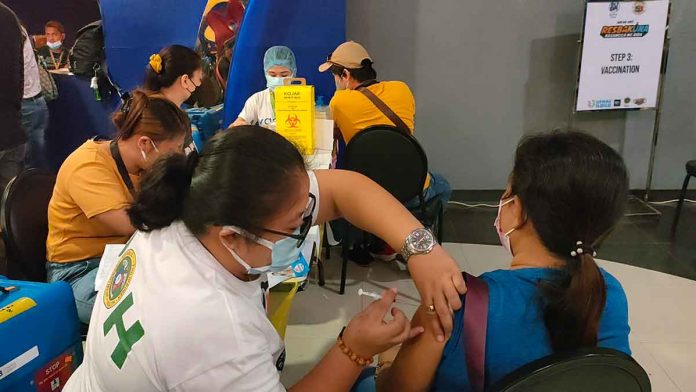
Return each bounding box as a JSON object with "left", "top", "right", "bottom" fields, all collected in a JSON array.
[{"left": 425, "top": 304, "right": 436, "bottom": 314}]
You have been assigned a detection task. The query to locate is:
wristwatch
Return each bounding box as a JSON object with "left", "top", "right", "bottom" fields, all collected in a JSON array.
[{"left": 400, "top": 228, "right": 436, "bottom": 262}]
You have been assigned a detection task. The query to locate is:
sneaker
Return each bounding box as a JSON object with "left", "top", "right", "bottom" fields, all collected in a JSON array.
[
  {"left": 347, "top": 245, "right": 373, "bottom": 266},
  {"left": 369, "top": 242, "right": 398, "bottom": 262}
]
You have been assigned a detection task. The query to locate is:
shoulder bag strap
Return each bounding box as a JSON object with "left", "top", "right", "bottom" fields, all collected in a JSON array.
[
  {"left": 462, "top": 271, "right": 490, "bottom": 392},
  {"left": 357, "top": 85, "right": 411, "bottom": 134},
  {"left": 109, "top": 140, "right": 136, "bottom": 196}
]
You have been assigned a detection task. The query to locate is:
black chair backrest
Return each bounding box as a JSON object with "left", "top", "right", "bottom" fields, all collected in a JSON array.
[
  {"left": 1, "top": 169, "right": 56, "bottom": 282},
  {"left": 345, "top": 125, "right": 428, "bottom": 203},
  {"left": 491, "top": 347, "right": 651, "bottom": 392}
]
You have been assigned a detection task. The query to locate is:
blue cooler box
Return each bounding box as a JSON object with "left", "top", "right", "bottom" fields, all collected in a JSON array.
[
  {"left": 187, "top": 104, "right": 224, "bottom": 141},
  {"left": 0, "top": 278, "right": 83, "bottom": 392}
]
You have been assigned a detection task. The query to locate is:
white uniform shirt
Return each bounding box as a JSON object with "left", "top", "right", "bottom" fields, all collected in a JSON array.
[
  {"left": 237, "top": 89, "right": 276, "bottom": 131},
  {"left": 65, "top": 172, "right": 321, "bottom": 392},
  {"left": 21, "top": 27, "right": 41, "bottom": 99}
]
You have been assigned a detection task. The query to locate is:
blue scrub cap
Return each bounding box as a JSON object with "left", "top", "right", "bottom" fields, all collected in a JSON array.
[{"left": 263, "top": 46, "right": 297, "bottom": 75}]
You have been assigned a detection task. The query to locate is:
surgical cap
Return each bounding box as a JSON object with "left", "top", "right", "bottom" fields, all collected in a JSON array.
[{"left": 263, "top": 46, "right": 297, "bottom": 75}]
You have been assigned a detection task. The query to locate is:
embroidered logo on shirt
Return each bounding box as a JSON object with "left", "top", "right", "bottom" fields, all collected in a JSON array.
[
  {"left": 103, "top": 249, "right": 136, "bottom": 309},
  {"left": 275, "top": 349, "right": 286, "bottom": 371}
]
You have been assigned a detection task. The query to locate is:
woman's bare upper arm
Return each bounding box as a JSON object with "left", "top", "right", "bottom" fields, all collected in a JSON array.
[{"left": 377, "top": 307, "right": 448, "bottom": 392}]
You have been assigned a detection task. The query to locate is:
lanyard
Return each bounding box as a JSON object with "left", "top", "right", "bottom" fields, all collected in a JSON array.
[
  {"left": 109, "top": 140, "right": 136, "bottom": 196},
  {"left": 49, "top": 50, "right": 64, "bottom": 70}
]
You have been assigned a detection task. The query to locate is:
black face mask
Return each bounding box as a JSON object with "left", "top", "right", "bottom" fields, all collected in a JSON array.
[{"left": 184, "top": 78, "right": 203, "bottom": 106}]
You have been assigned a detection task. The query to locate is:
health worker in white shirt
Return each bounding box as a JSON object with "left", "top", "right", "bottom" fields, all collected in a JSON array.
[
  {"left": 232, "top": 46, "right": 297, "bottom": 130},
  {"left": 65, "top": 126, "right": 466, "bottom": 392}
]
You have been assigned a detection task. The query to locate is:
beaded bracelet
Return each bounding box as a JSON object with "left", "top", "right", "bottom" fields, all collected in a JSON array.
[{"left": 337, "top": 327, "right": 372, "bottom": 367}]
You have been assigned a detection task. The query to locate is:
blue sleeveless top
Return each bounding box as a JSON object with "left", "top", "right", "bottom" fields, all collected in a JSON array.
[{"left": 431, "top": 268, "right": 630, "bottom": 391}]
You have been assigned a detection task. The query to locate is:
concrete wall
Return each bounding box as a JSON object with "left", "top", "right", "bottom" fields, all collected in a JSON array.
[{"left": 346, "top": 0, "right": 696, "bottom": 190}]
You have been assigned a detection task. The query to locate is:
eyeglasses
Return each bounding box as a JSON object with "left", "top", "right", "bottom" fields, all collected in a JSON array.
[{"left": 260, "top": 193, "right": 317, "bottom": 248}]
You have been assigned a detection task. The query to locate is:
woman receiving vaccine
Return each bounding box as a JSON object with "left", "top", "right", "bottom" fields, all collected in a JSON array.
[{"left": 231, "top": 46, "right": 297, "bottom": 130}]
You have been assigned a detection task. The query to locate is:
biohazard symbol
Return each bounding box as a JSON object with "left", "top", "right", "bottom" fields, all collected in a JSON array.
[{"left": 285, "top": 114, "right": 301, "bottom": 128}]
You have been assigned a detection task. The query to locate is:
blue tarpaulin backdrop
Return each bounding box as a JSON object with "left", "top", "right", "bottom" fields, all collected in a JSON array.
[
  {"left": 100, "top": 0, "right": 208, "bottom": 93},
  {"left": 101, "top": 0, "right": 345, "bottom": 113},
  {"left": 222, "top": 0, "right": 345, "bottom": 127}
]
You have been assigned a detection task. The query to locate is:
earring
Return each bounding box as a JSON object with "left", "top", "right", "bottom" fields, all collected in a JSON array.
[{"left": 140, "top": 149, "right": 147, "bottom": 161}]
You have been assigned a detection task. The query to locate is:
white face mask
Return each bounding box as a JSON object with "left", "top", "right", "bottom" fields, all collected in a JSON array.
[
  {"left": 334, "top": 75, "right": 346, "bottom": 91},
  {"left": 47, "top": 41, "right": 62, "bottom": 50},
  {"left": 140, "top": 140, "right": 159, "bottom": 162},
  {"left": 493, "top": 198, "right": 516, "bottom": 255}
]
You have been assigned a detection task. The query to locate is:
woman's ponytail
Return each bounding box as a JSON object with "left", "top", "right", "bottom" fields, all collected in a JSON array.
[
  {"left": 127, "top": 153, "right": 195, "bottom": 232},
  {"left": 540, "top": 251, "right": 607, "bottom": 351}
]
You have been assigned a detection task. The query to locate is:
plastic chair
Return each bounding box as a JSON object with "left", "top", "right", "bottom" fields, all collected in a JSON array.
[
  {"left": 671, "top": 160, "right": 696, "bottom": 233},
  {"left": 0, "top": 169, "right": 56, "bottom": 282},
  {"left": 490, "top": 347, "right": 651, "bottom": 392},
  {"left": 339, "top": 125, "right": 444, "bottom": 294}
]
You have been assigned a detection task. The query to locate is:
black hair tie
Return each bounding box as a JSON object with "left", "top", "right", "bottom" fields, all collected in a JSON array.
[
  {"left": 120, "top": 93, "right": 132, "bottom": 114},
  {"left": 570, "top": 241, "right": 597, "bottom": 258},
  {"left": 186, "top": 151, "right": 200, "bottom": 179}
]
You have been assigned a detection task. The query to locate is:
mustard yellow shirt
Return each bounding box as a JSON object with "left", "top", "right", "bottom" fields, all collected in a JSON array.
[
  {"left": 330, "top": 81, "right": 415, "bottom": 143},
  {"left": 46, "top": 140, "right": 138, "bottom": 263},
  {"left": 330, "top": 81, "right": 429, "bottom": 188}
]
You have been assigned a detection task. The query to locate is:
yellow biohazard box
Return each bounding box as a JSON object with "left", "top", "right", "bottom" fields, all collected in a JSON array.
[{"left": 274, "top": 78, "right": 315, "bottom": 154}]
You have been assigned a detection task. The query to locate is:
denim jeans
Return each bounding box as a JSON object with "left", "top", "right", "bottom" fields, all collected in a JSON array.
[
  {"left": 47, "top": 258, "right": 100, "bottom": 324},
  {"left": 21, "top": 95, "right": 49, "bottom": 170},
  {"left": 405, "top": 171, "right": 452, "bottom": 208}
]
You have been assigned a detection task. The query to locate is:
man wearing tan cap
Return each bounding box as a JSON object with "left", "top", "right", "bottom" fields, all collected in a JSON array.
[
  {"left": 318, "top": 41, "right": 416, "bottom": 144},
  {"left": 319, "top": 41, "right": 451, "bottom": 263}
]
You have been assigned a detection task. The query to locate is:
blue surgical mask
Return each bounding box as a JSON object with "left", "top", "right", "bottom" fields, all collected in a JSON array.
[
  {"left": 265, "top": 75, "right": 287, "bottom": 91},
  {"left": 220, "top": 226, "right": 302, "bottom": 275},
  {"left": 47, "top": 41, "right": 62, "bottom": 50}
]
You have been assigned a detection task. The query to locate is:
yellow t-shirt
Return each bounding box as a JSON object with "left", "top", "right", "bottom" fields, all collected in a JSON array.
[
  {"left": 46, "top": 140, "right": 138, "bottom": 263},
  {"left": 330, "top": 81, "right": 429, "bottom": 188},
  {"left": 330, "top": 81, "right": 415, "bottom": 143}
]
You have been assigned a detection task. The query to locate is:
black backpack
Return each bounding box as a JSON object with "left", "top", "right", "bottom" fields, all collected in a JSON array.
[{"left": 69, "top": 21, "right": 104, "bottom": 76}]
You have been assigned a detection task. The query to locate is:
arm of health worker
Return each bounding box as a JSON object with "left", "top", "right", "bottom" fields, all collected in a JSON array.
[
  {"left": 231, "top": 117, "right": 249, "bottom": 127},
  {"left": 313, "top": 170, "right": 467, "bottom": 341}
]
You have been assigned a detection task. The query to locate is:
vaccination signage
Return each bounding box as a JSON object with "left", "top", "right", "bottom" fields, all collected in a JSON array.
[{"left": 576, "top": 1, "right": 669, "bottom": 111}]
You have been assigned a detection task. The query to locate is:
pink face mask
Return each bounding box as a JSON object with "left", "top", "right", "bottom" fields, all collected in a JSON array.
[{"left": 493, "top": 198, "right": 516, "bottom": 256}]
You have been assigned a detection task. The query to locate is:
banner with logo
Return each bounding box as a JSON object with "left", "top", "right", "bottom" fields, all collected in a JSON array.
[{"left": 576, "top": 1, "right": 669, "bottom": 111}]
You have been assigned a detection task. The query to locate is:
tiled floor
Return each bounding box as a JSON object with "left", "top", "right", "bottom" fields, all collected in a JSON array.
[{"left": 280, "top": 196, "right": 696, "bottom": 389}]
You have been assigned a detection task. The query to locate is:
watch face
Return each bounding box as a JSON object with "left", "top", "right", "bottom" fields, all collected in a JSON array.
[{"left": 411, "top": 229, "right": 434, "bottom": 252}]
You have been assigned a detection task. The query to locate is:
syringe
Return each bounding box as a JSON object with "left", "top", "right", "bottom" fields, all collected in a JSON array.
[{"left": 357, "top": 288, "right": 419, "bottom": 305}]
